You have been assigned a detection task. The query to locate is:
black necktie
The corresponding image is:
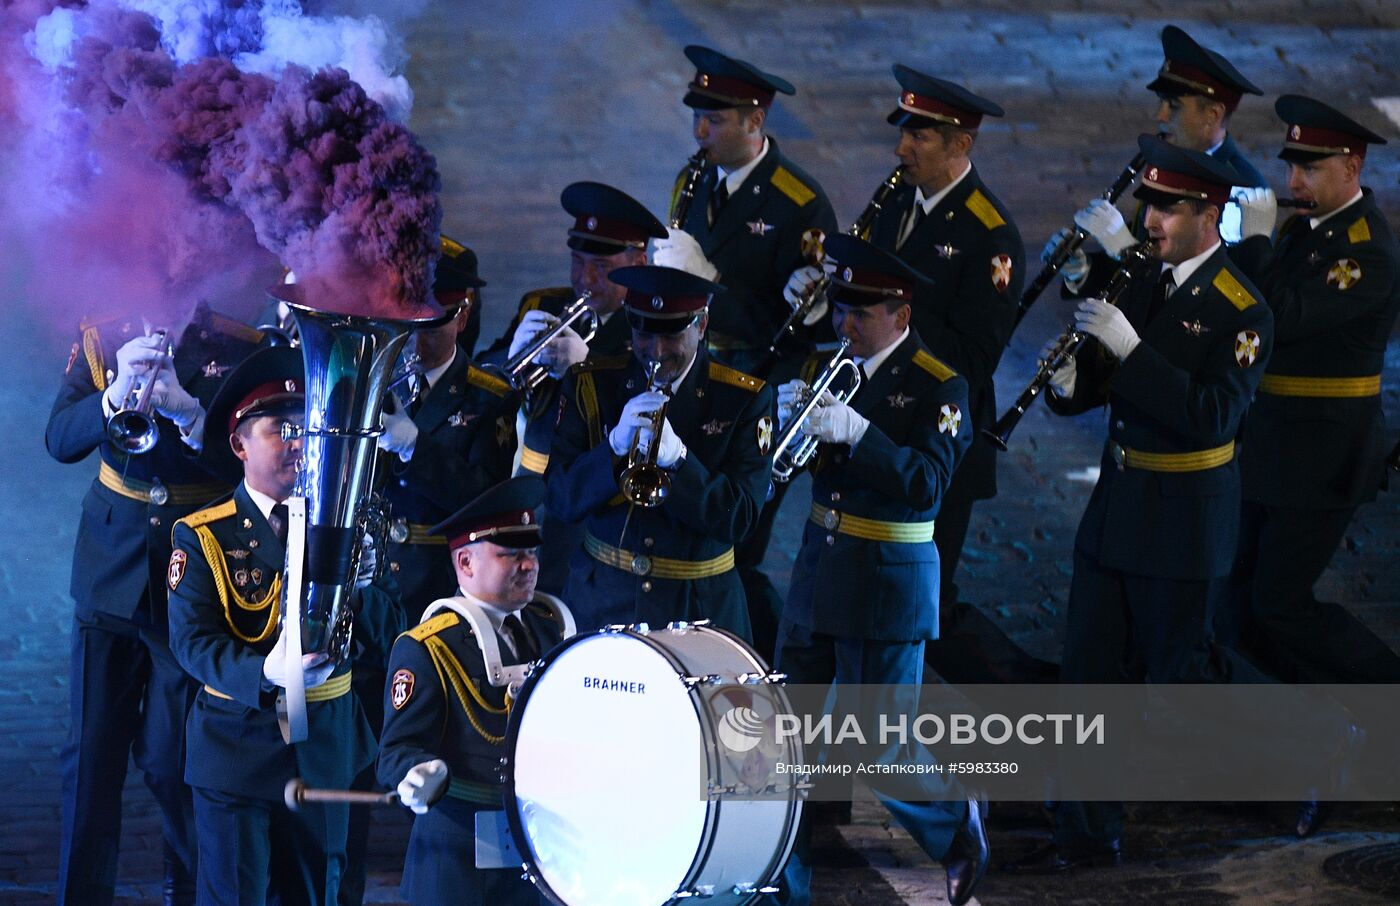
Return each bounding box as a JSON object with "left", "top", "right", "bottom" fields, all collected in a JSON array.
[
  {"left": 897, "top": 199, "right": 924, "bottom": 249},
  {"left": 268, "top": 503, "right": 289, "bottom": 545},
  {"left": 1148, "top": 269, "right": 1176, "bottom": 324},
  {"left": 708, "top": 172, "right": 729, "bottom": 227},
  {"left": 502, "top": 615, "right": 537, "bottom": 661}
]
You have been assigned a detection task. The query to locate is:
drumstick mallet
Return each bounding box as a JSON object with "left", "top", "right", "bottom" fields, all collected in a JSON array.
[{"left": 284, "top": 778, "right": 400, "bottom": 812}]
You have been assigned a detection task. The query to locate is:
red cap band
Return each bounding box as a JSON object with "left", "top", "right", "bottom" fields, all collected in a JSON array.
[
  {"left": 624, "top": 288, "right": 710, "bottom": 318},
  {"left": 1156, "top": 60, "right": 1243, "bottom": 110},
  {"left": 1140, "top": 164, "right": 1231, "bottom": 206},
  {"left": 897, "top": 90, "right": 983, "bottom": 129},
  {"left": 569, "top": 214, "right": 652, "bottom": 249},
  {"left": 1283, "top": 122, "right": 1367, "bottom": 158},
  {"left": 689, "top": 71, "right": 774, "bottom": 108},
  {"left": 230, "top": 379, "right": 302, "bottom": 435},
  {"left": 447, "top": 508, "right": 538, "bottom": 548}
]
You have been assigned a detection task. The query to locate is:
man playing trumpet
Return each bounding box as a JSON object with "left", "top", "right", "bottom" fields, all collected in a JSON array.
[
  {"left": 771, "top": 235, "right": 985, "bottom": 906},
  {"left": 546, "top": 265, "right": 773, "bottom": 638}
]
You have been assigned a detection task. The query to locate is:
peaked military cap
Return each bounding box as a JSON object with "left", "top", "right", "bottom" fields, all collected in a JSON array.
[
  {"left": 887, "top": 65, "right": 1004, "bottom": 131},
  {"left": 203, "top": 345, "right": 304, "bottom": 481},
  {"left": 610, "top": 265, "right": 723, "bottom": 334},
  {"left": 433, "top": 234, "right": 485, "bottom": 312},
  {"left": 824, "top": 234, "right": 933, "bottom": 308},
  {"left": 1146, "top": 26, "right": 1262, "bottom": 112},
  {"left": 682, "top": 45, "right": 796, "bottom": 110},
  {"left": 562, "top": 182, "right": 668, "bottom": 256},
  {"left": 1132, "top": 133, "right": 1239, "bottom": 208},
  {"left": 430, "top": 476, "right": 546, "bottom": 550},
  {"left": 1275, "top": 94, "right": 1388, "bottom": 162}
]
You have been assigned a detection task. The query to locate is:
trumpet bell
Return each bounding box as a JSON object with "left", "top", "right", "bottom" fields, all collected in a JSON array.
[
  {"left": 107, "top": 409, "right": 159, "bottom": 455},
  {"left": 620, "top": 464, "right": 670, "bottom": 508}
]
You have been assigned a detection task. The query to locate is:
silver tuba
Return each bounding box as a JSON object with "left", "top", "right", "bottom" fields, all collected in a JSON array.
[{"left": 271, "top": 285, "right": 449, "bottom": 742}]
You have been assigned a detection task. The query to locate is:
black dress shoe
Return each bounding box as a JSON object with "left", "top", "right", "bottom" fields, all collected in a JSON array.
[
  {"left": 942, "top": 797, "right": 990, "bottom": 906},
  {"left": 1294, "top": 800, "right": 1329, "bottom": 838},
  {"left": 1001, "top": 839, "right": 1122, "bottom": 875},
  {"left": 162, "top": 846, "right": 195, "bottom": 906}
]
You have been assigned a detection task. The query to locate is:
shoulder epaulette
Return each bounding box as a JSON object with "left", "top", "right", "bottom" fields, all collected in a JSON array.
[
  {"left": 912, "top": 349, "right": 957, "bottom": 381},
  {"left": 177, "top": 499, "right": 238, "bottom": 530},
  {"left": 524, "top": 600, "right": 562, "bottom": 624},
  {"left": 708, "top": 361, "right": 766, "bottom": 392},
  {"left": 79, "top": 322, "right": 108, "bottom": 390},
  {"left": 519, "top": 287, "right": 572, "bottom": 318},
  {"left": 405, "top": 611, "right": 460, "bottom": 641},
  {"left": 964, "top": 189, "right": 1006, "bottom": 231},
  {"left": 208, "top": 312, "right": 265, "bottom": 345},
  {"left": 465, "top": 365, "right": 511, "bottom": 397},
  {"left": 442, "top": 235, "right": 467, "bottom": 256},
  {"left": 571, "top": 353, "right": 631, "bottom": 375},
  {"left": 1347, "top": 217, "right": 1372, "bottom": 245},
  {"left": 1212, "top": 268, "right": 1258, "bottom": 311},
  {"left": 770, "top": 166, "right": 816, "bottom": 207}
]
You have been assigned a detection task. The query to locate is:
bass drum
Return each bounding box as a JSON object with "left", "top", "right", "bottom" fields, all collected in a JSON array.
[{"left": 504, "top": 622, "right": 803, "bottom": 905}]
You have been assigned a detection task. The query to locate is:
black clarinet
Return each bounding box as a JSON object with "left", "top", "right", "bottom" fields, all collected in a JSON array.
[
  {"left": 669, "top": 151, "right": 708, "bottom": 229},
  {"left": 1014, "top": 149, "right": 1150, "bottom": 327},
  {"left": 757, "top": 166, "right": 905, "bottom": 374},
  {"left": 985, "top": 240, "right": 1158, "bottom": 451}
]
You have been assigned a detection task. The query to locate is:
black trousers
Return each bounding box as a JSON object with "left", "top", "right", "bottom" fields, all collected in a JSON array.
[
  {"left": 59, "top": 608, "right": 196, "bottom": 906},
  {"left": 1226, "top": 500, "right": 1400, "bottom": 683},
  {"left": 194, "top": 785, "right": 348, "bottom": 906},
  {"left": 924, "top": 497, "right": 1058, "bottom": 684},
  {"left": 1054, "top": 550, "right": 1275, "bottom": 848}
]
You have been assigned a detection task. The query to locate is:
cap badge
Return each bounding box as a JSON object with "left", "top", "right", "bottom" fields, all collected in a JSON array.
[
  {"left": 903, "top": 91, "right": 915, "bottom": 105},
  {"left": 586, "top": 216, "right": 597, "bottom": 231},
  {"left": 1147, "top": 167, "right": 1159, "bottom": 181},
  {"left": 699, "top": 73, "right": 710, "bottom": 87},
  {"left": 1290, "top": 124, "right": 1301, "bottom": 139},
  {"left": 842, "top": 267, "right": 853, "bottom": 282},
  {"left": 284, "top": 380, "right": 297, "bottom": 392},
  {"left": 522, "top": 512, "right": 532, "bottom": 525},
  {"left": 651, "top": 295, "right": 664, "bottom": 310}
]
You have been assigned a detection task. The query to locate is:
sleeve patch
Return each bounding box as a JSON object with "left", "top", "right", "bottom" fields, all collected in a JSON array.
[
  {"left": 1347, "top": 217, "right": 1371, "bottom": 245},
  {"left": 991, "top": 254, "right": 1013, "bottom": 293},
  {"left": 167, "top": 549, "right": 187, "bottom": 591},
  {"left": 912, "top": 349, "right": 957, "bottom": 382},
  {"left": 938, "top": 403, "right": 962, "bottom": 436},
  {"left": 390, "top": 668, "right": 415, "bottom": 710},
  {"left": 708, "top": 361, "right": 766, "bottom": 392},
  {"left": 1326, "top": 258, "right": 1362, "bottom": 291},
  {"left": 1212, "top": 268, "right": 1258, "bottom": 311},
  {"left": 1234, "top": 330, "right": 1261, "bottom": 367},
  {"left": 770, "top": 166, "right": 817, "bottom": 207},
  {"left": 964, "top": 189, "right": 1006, "bottom": 230},
  {"left": 756, "top": 416, "right": 774, "bottom": 454}
]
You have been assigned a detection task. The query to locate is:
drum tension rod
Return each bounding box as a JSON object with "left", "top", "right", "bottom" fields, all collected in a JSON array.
[
  {"left": 738, "top": 671, "right": 787, "bottom": 685},
  {"left": 681, "top": 673, "right": 724, "bottom": 689}
]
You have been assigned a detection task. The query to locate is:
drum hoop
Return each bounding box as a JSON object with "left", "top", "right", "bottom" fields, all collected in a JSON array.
[{"left": 502, "top": 625, "right": 728, "bottom": 904}]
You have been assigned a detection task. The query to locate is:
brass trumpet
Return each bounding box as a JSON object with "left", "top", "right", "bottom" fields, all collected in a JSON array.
[
  {"left": 487, "top": 293, "right": 599, "bottom": 393},
  {"left": 106, "top": 327, "right": 172, "bottom": 455},
  {"left": 619, "top": 359, "right": 673, "bottom": 507},
  {"left": 770, "top": 338, "right": 862, "bottom": 483},
  {"left": 985, "top": 240, "right": 1158, "bottom": 451}
]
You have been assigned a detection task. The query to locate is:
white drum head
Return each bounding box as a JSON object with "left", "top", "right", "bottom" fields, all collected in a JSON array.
[{"left": 510, "top": 633, "right": 710, "bottom": 905}]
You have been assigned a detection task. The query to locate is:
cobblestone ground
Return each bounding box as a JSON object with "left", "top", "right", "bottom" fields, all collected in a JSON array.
[{"left": 1, "top": 1, "right": 1397, "bottom": 903}]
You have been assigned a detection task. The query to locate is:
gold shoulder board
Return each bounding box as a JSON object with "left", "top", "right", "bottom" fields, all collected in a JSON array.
[
  {"left": 1212, "top": 268, "right": 1258, "bottom": 311},
  {"left": 405, "top": 611, "right": 461, "bottom": 641}
]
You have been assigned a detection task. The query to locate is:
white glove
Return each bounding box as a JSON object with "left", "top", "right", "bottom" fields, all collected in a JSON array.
[
  {"left": 1074, "top": 298, "right": 1141, "bottom": 361},
  {"left": 508, "top": 309, "right": 555, "bottom": 359},
  {"left": 378, "top": 406, "right": 419, "bottom": 462},
  {"left": 103, "top": 333, "right": 168, "bottom": 411},
  {"left": 541, "top": 324, "right": 589, "bottom": 378},
  {"left": 608, "top": 390, "right": 669, "bottom": 457},
  {"left": 653, "top": 417, "right": 686, "bottom": 468},
  {"left": 803, "top": 396, "right": 870, "bottom": 447},
  {"left": 355, "top": 531, "right": 377, "bottom": 590},
  {"left": 1039, "top": 338, "right": 1077, "bottom": 398},
  {"left": 776, "top": 380, "right": 807, "bottom": 432},
  {"left": 397, "top": 759, "right": 449, "bottom": 815},
  {"left": 1074, "top": 199, "right": 1134, "bottom": 259},
  {"left": 651, "top": 227, "right": 719, "bottom": 281},
  {"left": 1041, "top": 227, "right": 1089, "bottom": 285},
  {"left": 1235, "top": 186, "right": 1278, "bottom": 240},
  {"left": 261, "top": 630, "right": 334, "bottom": 691},
  {"left": 149, "top": 365, "right": 204, "bottom": 429}
]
